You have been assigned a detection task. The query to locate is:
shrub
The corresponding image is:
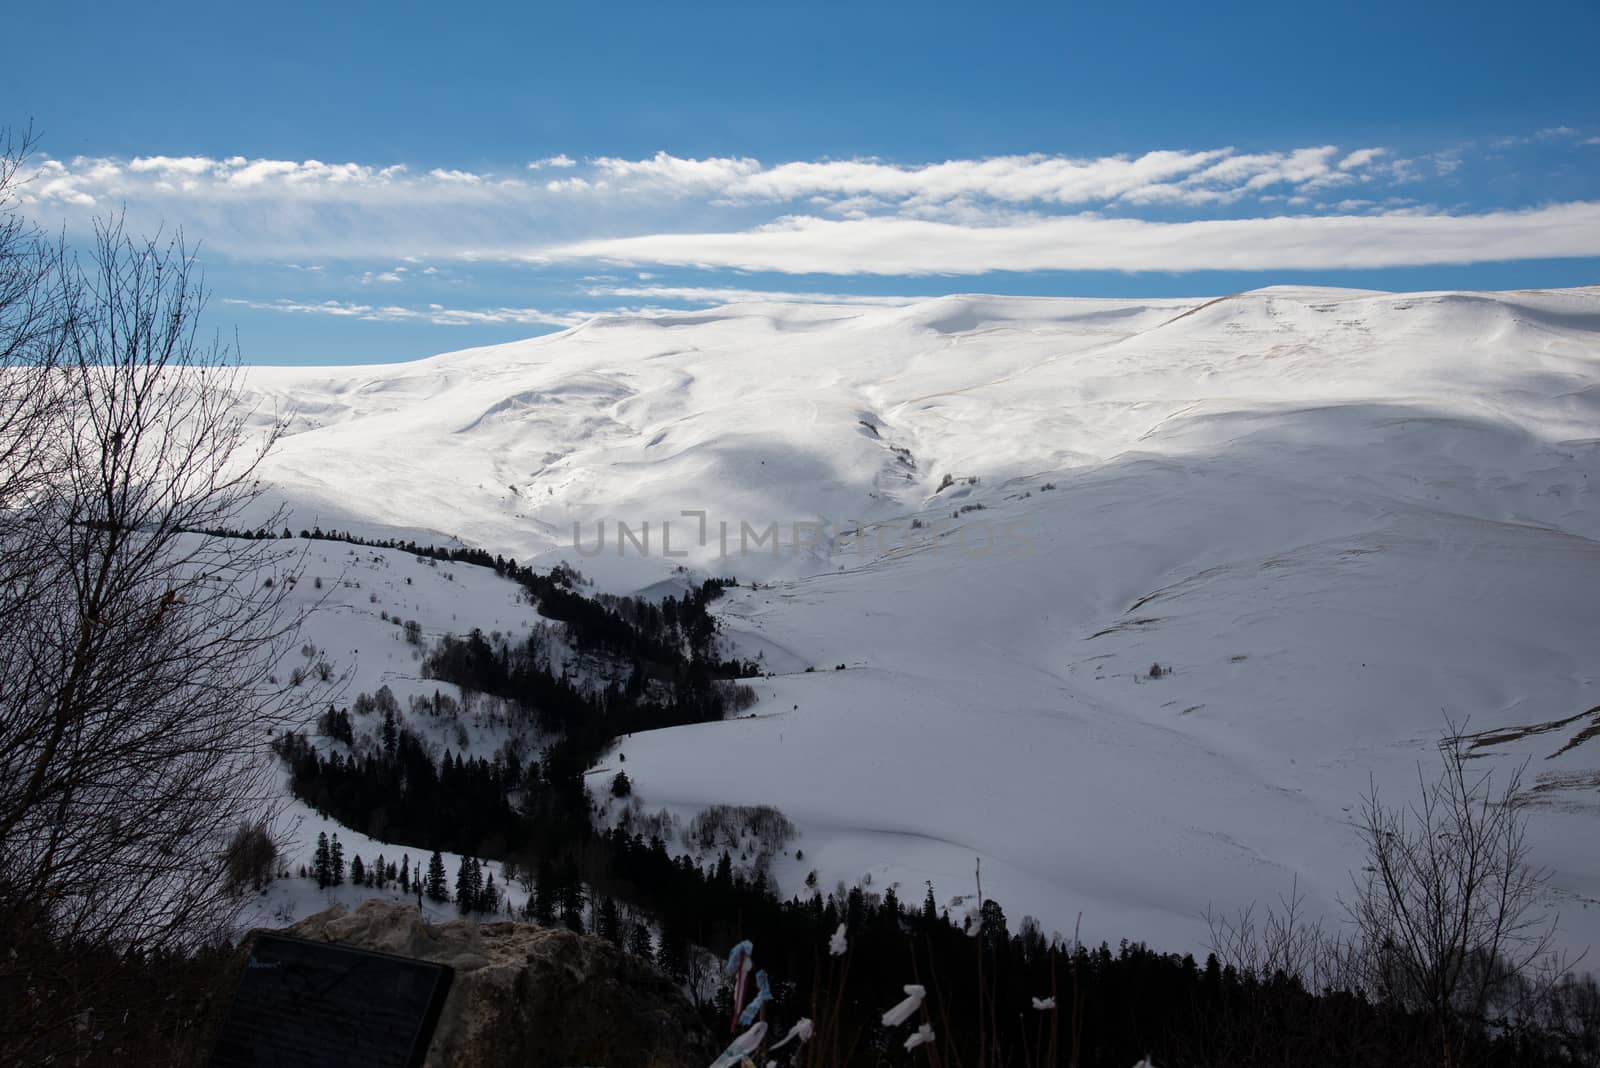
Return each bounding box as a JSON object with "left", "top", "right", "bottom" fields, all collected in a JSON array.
[
  {"left": 716, "top": 680, "right": 759, "bottom": 712},
  {"left": 223, "top": 821, "right": 278, "bottom": 893}
]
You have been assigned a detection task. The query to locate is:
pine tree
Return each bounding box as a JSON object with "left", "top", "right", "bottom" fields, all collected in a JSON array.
[
  {"left": 559, "top": 858, "right": 584, "bottom": 933},
  {"left": 426, "top": 850, "right": 449, "bottom": 903},
  {"left": 350, "top": 855, "right": 366, "bottom": 886},
  {"left": 330, "top": 834, "right": 345, "bottom": 886},
  {"left": 382, "top": 708, "right": 398, "bottom": 757},
  {"left": 400, "top": 855, "right": 410, "bottom": 892},
  {"left": 313, "top": 832, "right": 332, "bottom": 889},
  {"left": 533, "top": 860, "right": 557, "bottom": 925},
  {"left": 598, "top": 896, "right": 622, "bottom": 946},
  {"left": 373, "top": 854, "right": 386, "bottom": 890},
  {"left": 481, "top": 872, "right": 499, "bottom": 914},
  {"left": 455, "top": 856, "right": 473, "bottom": 914},
  {"left": 656, "top": 918, "right": 688, "bottom": 981},
  {"left": 627, "top": 921, "right": 654, "bottom": 959}
]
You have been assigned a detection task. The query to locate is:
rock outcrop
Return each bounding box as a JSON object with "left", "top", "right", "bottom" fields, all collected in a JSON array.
[{"left": 280, "top": 900, "right": 711, "bottom": 1068}]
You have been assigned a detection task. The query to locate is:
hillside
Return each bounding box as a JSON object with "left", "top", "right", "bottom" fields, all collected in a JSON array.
[{"left": 240, "top": 286, "right": 1600, "bottom": 956}]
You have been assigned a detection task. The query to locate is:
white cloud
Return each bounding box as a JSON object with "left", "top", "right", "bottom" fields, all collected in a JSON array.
[
  {"left": 128, "top": 155, "right": 216, "bottom": 175},
  {"left": 223, "top": 297, "right": 592, "bottom": 328},
  {"left": 584, "top": 284, "right": 921, "bottom": 306},
  {"left": 727, "top": 150, "right": 1235, "bottom": 206},
  {"left": 1493, "top": 126, "right": 1582, "bottom": 149},
  {"left": 523, "top": 202, "right": 1600, "bottom": 276},
  {"left": 1426, "top": 151, "right": 1463, "bottom": 176},
  {"left": 16, "top": 144, "right": 1400, "bottom": 221},
  {"left": 1338, "top": 147, "right": 1387, "bottom": 170},
  {"left": 17, "top": 142, "right": 1599, "bottom": 277},
  {"left": 227, "top": 159, "right": 305, "bottom": 187}
]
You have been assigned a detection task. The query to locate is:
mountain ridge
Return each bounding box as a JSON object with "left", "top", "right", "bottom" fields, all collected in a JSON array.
[{"left": 239, "top": 284, "right": 1600, "bottom": 953}]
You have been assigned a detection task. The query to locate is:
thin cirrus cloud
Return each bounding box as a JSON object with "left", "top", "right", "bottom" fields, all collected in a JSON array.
[
  {"left": 524, "top": 202, "right": 1600, "bottom": 276},
  {"left": 16, "top": 136, "right": 1600, "bottom": 277},
  {"left": 222, "top": 298, "right": 595, "bottom": 328},
  {"left": 581, "top": 284, "right": 922, "bottom": 306},
  {"left": 225, "top": 286, "right": 916, "bottom": 330}
]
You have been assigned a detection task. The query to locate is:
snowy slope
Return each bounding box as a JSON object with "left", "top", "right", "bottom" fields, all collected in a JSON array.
[{"left": 238, "top": 286, "right": 1600, "bottom": 955}]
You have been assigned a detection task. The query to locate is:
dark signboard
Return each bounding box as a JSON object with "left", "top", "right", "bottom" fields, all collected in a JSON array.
[{"left": 210, "top": 933, "right": 453, "bottom": 1067}]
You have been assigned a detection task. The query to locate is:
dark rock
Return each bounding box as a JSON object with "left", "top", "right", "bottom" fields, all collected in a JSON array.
[{"left": 280, "top": 900, "right": 711, "bottom": 1068}]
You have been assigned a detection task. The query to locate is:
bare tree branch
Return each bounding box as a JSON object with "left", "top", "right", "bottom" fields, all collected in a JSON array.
[{"left": 0, "top": 138, "right": 323, "bottom": 1066}]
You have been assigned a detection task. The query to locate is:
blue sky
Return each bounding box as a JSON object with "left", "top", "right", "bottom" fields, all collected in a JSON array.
[{"left": 5, "top": 0, "right": 1598, "bottom": 363}]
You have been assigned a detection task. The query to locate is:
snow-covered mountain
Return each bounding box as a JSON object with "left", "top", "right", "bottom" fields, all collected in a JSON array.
[{"left": 241, "top": 285, "right": 1600, "bottom": 955}]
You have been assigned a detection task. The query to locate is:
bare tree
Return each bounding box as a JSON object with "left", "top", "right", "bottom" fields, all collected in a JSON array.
[
  {"left": 1536, "top": 972, "right": 1600, "bottom": 1068},
  {"left": 1204, "top": 878, "right": 1370, "bottom": 1066},
  {"left": 1206, "top": 876, "right": 1355, "bottom": 993},
  {"left": 0, "top": 139, "right": 320, "bottom": 1063},
  {"left": 0, "top": 126, "right": 73, "bottom": 591},
  {"left": 1345, "top": 728, "right": 1572, "bottom": 1067}
]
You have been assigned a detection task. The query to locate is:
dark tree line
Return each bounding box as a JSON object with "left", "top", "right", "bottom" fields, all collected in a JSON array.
[
  {"left": 283, "top": 681, "right": 1596, "bottom": 1067},
  {"left": 285, "top": 719, "right": 1580, "bottom": 1068}
]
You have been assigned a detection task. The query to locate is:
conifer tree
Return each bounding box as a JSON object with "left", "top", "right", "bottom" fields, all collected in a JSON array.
[
  {"left": 400, "top": 855, "right": 410, "bottom": 892},
  {"left": 455, "top": 857, "right": 473, "bottom": 914},
  {"left": 656, "top": 918, "right": 688, "bottom": 981},
  {"left": 330, "top": 834, "right": 345, "bottom": 886},
  {"left": 559, "top": 858, "right": 585, "bottom": 933},
  {"left": 481, "top": 872, "right": 498, "bottom": 914},
  {"left": 426, "top": 850, "right": 449, "bottom": 903},
  {"left": 628, "top": 922, "right": 654, "bottom": 959},
  {"left": 533, "top": 860, "right": 557, "bottom": 925},
  {"left": 313, "top": 832, "right": 332, "bottom": 889},
  {"left": 350, "top": 855, "right": 365, "bottom": 886},
  {"left": 598, "top": 896, "right": 622, "bottom": 946}
]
